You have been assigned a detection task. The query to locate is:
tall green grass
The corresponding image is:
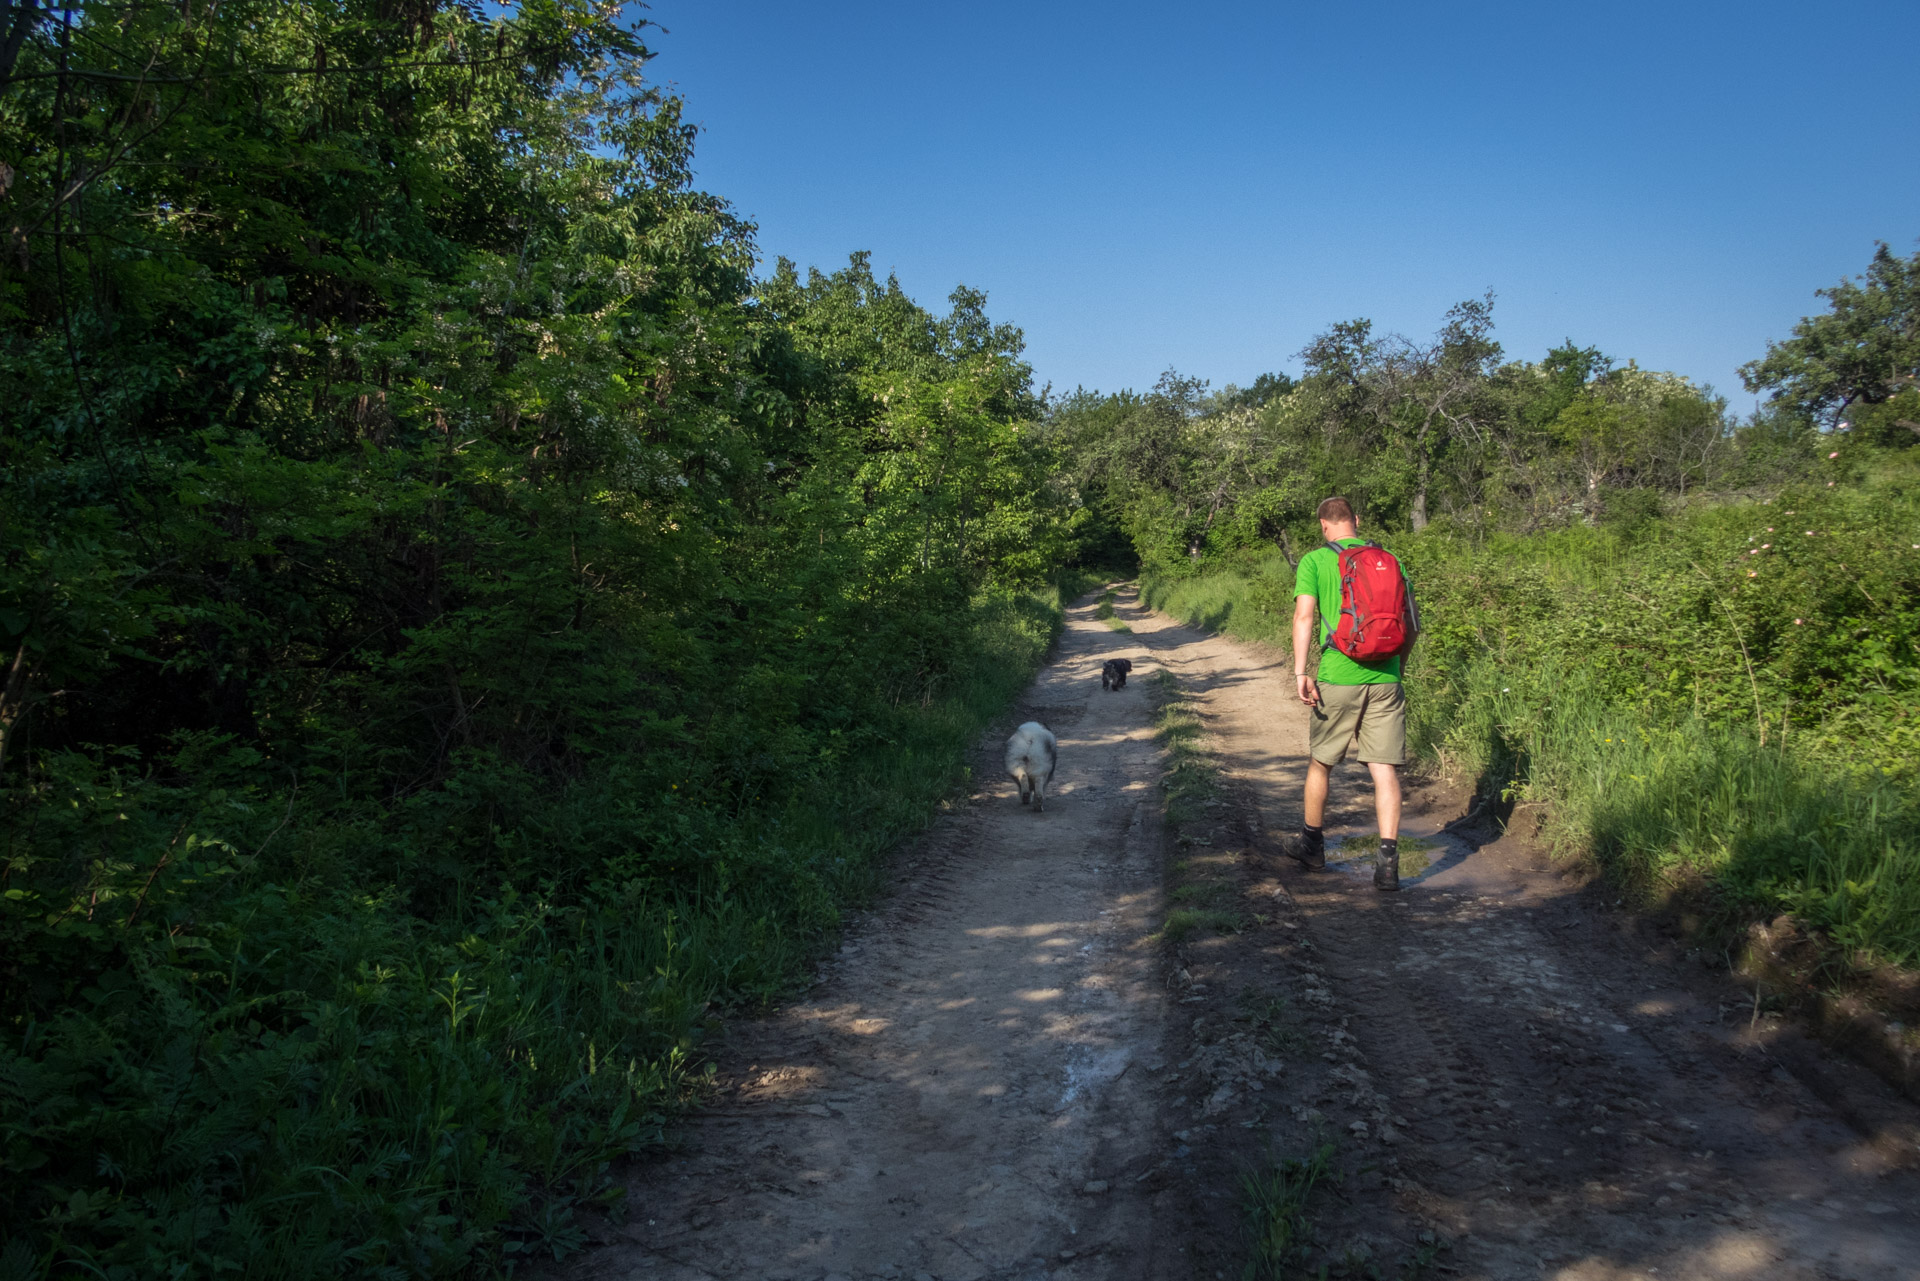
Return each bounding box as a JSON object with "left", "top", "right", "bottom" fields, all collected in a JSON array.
[
  {"left": 1430, "top": 655, "right": 1920, "bottom": 963},
  {"left": 0, "top": 586, "right": 1067, "bottom": 1278},
  {"left": 1143, "top": 563, "right": 1295, "bottom": 649}
]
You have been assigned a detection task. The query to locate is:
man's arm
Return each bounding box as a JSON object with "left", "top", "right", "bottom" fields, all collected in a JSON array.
[{"left": 1292, "top": 593, "right": 1321, "bottom": 706}]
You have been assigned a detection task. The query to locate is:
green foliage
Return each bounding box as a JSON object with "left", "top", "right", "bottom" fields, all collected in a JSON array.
[
  {"left": 1742, "top": 242, "right": 1920, "bottom": 442},
  {"left": 1, "top": 2, "right": 1073, "bottom": 1272},
  {"left": 1050, "top": 304, "right": 1762, "bottom": 574},
  {"left": 1402, "top": 485, "right": 1920, "bottom": 774},
  {"left": 1144, "top": 564, "right": 1296, "bottom": 648},
  {"left": 1400, "top": 482, "right": 1919, "bottom": 960},
  {"left": 1422, "top": 653, "right": 1919, "bottom": 963}
]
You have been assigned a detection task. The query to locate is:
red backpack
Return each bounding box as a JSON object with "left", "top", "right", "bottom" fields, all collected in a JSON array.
[{"left": 1323, "top": 541, "right": 1418, "bottom": 662}]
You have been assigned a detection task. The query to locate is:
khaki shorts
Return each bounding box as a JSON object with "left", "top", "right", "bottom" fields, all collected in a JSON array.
[{"left": 1308, "top": 681, "right": 1407, "bottom": 766}]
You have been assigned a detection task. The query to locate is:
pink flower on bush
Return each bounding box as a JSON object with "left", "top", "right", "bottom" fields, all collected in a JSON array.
[
  {"left": 1829, "top": 451, "right": 1840, "bottom": 459},
  {"left": 1793, "top": 618, "right": 1804, "bottom": 625}
]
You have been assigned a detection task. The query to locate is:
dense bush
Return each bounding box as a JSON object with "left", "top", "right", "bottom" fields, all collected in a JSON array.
[
  {"left": 1, "top": 2, "right": 1077, "bottom": 1272},
  {"left": 0, "top": 586, "right": 1066, "bottom": 1275},
  {"left": 1408, "top": 477, "right": 1918, "bottom": 956}
]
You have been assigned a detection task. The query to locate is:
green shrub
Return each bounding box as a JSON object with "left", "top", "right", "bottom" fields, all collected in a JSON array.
[{"left": 0, "top": 586, "right": 1063, "bottom": 1276}]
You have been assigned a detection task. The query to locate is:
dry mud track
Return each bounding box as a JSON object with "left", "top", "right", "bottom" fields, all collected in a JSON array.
[{"left": 564, "top": 588, "right": 1920, "bottom": 1281}]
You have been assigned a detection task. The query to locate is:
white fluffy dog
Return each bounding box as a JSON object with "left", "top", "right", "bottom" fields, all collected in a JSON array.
[{"left": 1005, "top": 721, "right": 1057, "bottom": 811}]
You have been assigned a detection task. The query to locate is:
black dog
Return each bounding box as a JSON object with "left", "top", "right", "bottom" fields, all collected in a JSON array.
[{"left": 1101, "top": 657, "right": 1132, "bottom": 691}]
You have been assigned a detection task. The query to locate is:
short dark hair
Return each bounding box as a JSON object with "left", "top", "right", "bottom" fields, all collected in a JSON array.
[{"left": 1316, "top": 496, "right": 1356, "bottom": 523}]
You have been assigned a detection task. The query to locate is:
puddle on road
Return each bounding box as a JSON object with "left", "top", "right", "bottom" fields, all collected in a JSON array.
[
  {"left": 1335, "top": 833, "right": 1437, "bottom": 876},
  {"left": 1321, "top": 831, "right": 1470, "bottom": 884}
]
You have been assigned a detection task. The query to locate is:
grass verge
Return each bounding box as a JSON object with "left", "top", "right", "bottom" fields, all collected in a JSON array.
[
  {"left": 1142, "top": 566, "right": 1293, "bottom": 649},
  {"left": 1150, "top": 671, "right": 1254, "bottom": 942},
  {"left": 1153, "top": 668, "right": 1219, "bottom": 826},
  {"left": 1424, "top": 654, "right": 1919, "bottom": 961},
  {"left": 1094, "top": 589, "right": 1132, "bottom": 631}
]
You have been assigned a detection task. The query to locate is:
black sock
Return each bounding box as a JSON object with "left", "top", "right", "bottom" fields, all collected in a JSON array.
[
  {"left": 1302, "top": 824, "right": 1324, "bottom": 849},
  {"left": 1379, "top": 837, "right": 1398, "bottom": 858}
]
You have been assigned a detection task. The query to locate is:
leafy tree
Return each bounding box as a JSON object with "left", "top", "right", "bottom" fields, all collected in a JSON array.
[
  {"left": 1296, "top": 299, "right": 1502, "bottom": 530},
  {"left": 1375, "top": 295, "right": 1503, "bottom": 531},
  {"left": 1742, "top": 242, "right": 1920, "bottom": 445},
  {"left": 0, "top": 2, "right": 1070, "bottom": 1271},
  {"left": 1218, "top": 371, "right": 1295, "bottom": 410}
]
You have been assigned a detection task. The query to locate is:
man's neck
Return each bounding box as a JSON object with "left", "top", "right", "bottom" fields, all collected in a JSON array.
[{"left": 1325, "top": 526, "right": 1359, "bottom": 543}]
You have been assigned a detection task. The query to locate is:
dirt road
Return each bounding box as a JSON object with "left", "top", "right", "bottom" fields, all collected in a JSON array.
[{"left": 567, "top": 587, "right": 1920, "bottom": 1281}]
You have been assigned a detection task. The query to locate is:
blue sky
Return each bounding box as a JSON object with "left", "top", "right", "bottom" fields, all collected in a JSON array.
[{"left": 643, "top": 1, "right": 1919, "bottom": 407}]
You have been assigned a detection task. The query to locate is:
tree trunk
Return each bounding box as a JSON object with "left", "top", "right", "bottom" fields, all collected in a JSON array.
[
  {"left": 1410, "top": 416, "right": 1433, "bottom": 532},
  {"left": 0, "top": 642, "right": 30, "bottom": 776}
]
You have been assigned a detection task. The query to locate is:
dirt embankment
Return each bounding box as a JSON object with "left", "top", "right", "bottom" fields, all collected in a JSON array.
[{"left": 561, "top": 587, "right": 1920, "bottom": 1281}]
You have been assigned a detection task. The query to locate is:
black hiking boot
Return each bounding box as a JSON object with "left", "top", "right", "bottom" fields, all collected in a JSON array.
[
  {"left": 1282, "top": 833, "right": 1325, "bottom": 870},
  {"left": 1374, "top": 839, "right": 1401, "bottom": 892}
]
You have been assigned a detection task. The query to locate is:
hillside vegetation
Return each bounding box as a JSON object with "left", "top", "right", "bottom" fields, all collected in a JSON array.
[
  {"left": 1056, "top": 255, "right": 1919, "bottom": 968},
  {"left": 0, "top": 3, "right": 1079, "bottom": 1272}
]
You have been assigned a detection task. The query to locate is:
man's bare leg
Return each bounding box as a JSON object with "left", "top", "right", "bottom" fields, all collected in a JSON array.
[
  {"left": 1304, "top": 758, "right": 1331, "bottom": 828},
  {"left": 1285, "top": 759, "right": 1334, "bottom": 869},
  {"left": 1368, "top": 761, "right": 1401, "bottom": 840}
]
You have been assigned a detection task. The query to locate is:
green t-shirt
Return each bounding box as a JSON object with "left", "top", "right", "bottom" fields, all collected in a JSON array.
[{"left": 1294, "top": 538, "right": 1402, "bottom": 685}]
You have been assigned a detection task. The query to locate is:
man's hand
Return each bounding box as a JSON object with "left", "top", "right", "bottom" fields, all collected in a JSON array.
[{"left": 1292, "top": 592, "right": 1322, "bottom": 706}]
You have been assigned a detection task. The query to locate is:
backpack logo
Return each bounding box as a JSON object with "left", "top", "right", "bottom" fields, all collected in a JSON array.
[{"left": 1325, "top": 541, "right": 1418, "bottom": 662}]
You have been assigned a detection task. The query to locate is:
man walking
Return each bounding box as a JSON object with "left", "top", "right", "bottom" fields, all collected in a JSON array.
[{"left": 1284, "top": 497, "right": 1414, "bottom": 891}]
